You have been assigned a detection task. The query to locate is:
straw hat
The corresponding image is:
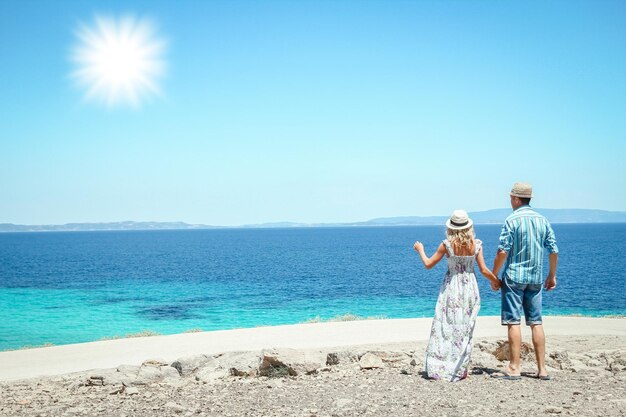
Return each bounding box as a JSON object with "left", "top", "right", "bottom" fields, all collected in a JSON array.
[
  {"left": 510, "top": 182, "right": 534, "bottom": 198},
  {"left": 446, "top": 209, "right": 473, "bottom": 230}
]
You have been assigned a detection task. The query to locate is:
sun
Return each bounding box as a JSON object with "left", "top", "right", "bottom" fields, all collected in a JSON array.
[{"left": 71, "top": 15, "right": 166, "bottom": 108}]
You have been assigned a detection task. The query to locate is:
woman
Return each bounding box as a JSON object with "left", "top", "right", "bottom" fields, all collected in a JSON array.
[{"left": 413, "top": 209, "right": 500, "bottom": 381}]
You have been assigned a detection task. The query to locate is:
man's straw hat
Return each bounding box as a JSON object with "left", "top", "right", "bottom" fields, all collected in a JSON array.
[{"left": 510, "top": 182, "right": 534, "bottom": 198}]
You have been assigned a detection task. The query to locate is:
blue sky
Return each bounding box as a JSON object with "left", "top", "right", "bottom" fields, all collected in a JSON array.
[{"left": 1, "top": 0, "right": 625, "bottom": 225}]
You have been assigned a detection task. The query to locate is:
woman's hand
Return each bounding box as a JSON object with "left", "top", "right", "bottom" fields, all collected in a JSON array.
[
  {"left": 413, "top": 241, "right": 424, "bottom": 253},
  {"left": 490, "top": 279, "right": 501, "bottom": 291}
]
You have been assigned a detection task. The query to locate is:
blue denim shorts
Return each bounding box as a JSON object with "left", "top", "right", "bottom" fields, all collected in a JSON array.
[{"left": 501, "top": 275, "right": 543, "bottom": 326}]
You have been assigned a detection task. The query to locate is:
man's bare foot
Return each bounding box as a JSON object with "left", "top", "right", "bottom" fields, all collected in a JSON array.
[
  {"left": 504, "top": 365, "right": 521, "bottom": 377},
  {"left": 491, "top": 365, "right": 522, "bottom": 379}
]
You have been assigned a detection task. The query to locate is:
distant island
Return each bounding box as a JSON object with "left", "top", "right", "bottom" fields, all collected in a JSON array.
[{"left": 0, "top": 209, "right": 624, "bottom": 232}]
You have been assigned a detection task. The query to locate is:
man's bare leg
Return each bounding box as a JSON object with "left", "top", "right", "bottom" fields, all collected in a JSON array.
[
  {"left": 507, "top": 324, "right": 522, "bottom": 375},
  {"left": 531, "top": 324, "right": 548, "bottom": 377}
]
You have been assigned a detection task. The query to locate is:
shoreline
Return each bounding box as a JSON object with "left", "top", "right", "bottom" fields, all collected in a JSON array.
[
  {"left": 1, "top": 315, "right": 625, "bottom": 382},
  {"left": 3, "top": 312, "right": 624, "bottom": 353}
]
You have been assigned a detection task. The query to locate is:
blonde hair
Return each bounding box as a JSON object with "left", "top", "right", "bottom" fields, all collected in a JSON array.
[{"left": 446, "top": 226, "right": 476, "bottom": 255}]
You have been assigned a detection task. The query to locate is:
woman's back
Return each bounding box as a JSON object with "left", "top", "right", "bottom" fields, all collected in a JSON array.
[
  {"left": 449, "top": 240, "right": 476, "bottom": 257},
  {"left": 444, "top": 239, "right": 482, "bottom": 276}
]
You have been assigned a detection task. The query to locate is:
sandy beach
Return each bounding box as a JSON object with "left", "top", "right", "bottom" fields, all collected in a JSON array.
[{"left": 1, "top": 316, "right": 625, "bottom": 416}]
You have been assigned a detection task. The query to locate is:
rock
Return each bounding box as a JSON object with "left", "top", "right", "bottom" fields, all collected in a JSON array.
[
  {"left": 161, "top": 366, "right": 182, "bottom": 380},
  {"left": 125, "top": 387, "right": 139, "bottom": 395},
  {"left": 193, "top": 351, "right": 260, "bottom": 383},
  {"left": 491, "top": 340, "right": 534, "bottom": 362},
  {"left": 584, "top": 359, "right": 603, "bottom": 367},
  {"left": 136, "top": 365, "right": 162, "bottom": 382},
  {"left": 117, "top": 365, "right": 140, "bottom": 374},
  {"left": 142, "top": 358, "right": 168, "bottom": 367},
  {"left": 258, "top": 349, "right": 326, "bottom": 377},
  {"left": 130, "top": 363, "right": 182, "bottom": 386},
  {"left": 108, "top": 385, "right": 124, "bottom": 395},
  {"left": 477, "top": 340, "right": 496, "bottom": 349},
  {"left": 196, "top": 368, "right": 230, "bottom": 384},
  {"left": 326, "top": 353, "right": 340, "bottom": 366},
  {"left": 606, "top": 354, "right": 626, "bottom": 372},
  {"left": 85, "top": 375, "right": 104, "bottom": 386},
  {"left": 545, "top": 406, "right": 563, "bottom": 414},
  {"left": 378, "top": 351, "right": 411, "bottom": 364},
  {"left": 359, "top": 353, "right": 384, "bottom": 369},
  {"left": 99, "top": 369, "right": 137, "bottom": 387},
  {"left": 165, "top": 402, "right": 186, "bottom": 413},
  {"left": 547, "top": 351, "right": 573, "bottom": 370},
  {"left": 326, "top": 351, "right": 354, "bottom": 366},
  {"left": 170, "top": 354, "right": 211, "bottom": 376},
  {"left": 217, "top": 351, "right": 260, "bottom": 377}
]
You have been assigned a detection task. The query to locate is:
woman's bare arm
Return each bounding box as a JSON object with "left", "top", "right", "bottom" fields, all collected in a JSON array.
[
  {"left": 476, "top": 248, "right": 500, "bottom": 290},
  {"left": 413, "top": 241, "right": 446, "bottom": 270}
]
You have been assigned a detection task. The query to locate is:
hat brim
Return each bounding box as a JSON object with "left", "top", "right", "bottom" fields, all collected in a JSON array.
[
  {"left": 510, "top": 192, "right": 534, "bottom": 198},
  {"left": 446, "top": 218, "right": 473, "bottom": 230}
]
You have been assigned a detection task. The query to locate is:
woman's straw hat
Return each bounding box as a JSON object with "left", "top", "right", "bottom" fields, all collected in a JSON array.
[
  {"left": 510, "top": 182, "right": 534, "bottom": 198},
  {"left": 446, "top": 209, "right": 473, "bottom": 230}
]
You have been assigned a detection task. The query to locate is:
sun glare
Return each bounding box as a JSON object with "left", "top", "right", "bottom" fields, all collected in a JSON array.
[{"left": 71, "top": 15, "right": 166, "bottom": 108}]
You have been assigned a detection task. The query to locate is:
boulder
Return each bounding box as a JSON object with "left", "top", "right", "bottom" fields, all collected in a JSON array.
[
  {"left": 84, "top": 369, "right": 136, "bottom": 387},
  {"left": 478, "top": 340, "right": 534, "bottom": 362},
  {"left": 136, "top": 365, "right": 162, "bottom": 381},
  {"left": 547, "top": 351, "right": 572, "bottom": 370},
  {"left": 161, "top": 366, "right": 182, "bottom": 380},
  {"left": 606, "top": 353, "right": 626, "bottom": 373},
  {"left": 142, "top": 358, "right": 168, "bottom": 367},
  {"left": 216, "top": 351, "right": 260, "bottom": 377},
  {"left": 117, "top": 365, "right": 140, "bottom": 374},
  {"left": 132, "top": 363, "right": 181, "bottom": 386},
  {"left": 359, "top": 353, "right": 384, "bottom": 369},
  {"left": 193, "top": 352, "right": 259, "bottom": 383},
  {"left": 326, "top": 351, "right": 355, "bottom": 366},
  {"left": 170, "top": 354, "right": 211, "bottom": 376},
  {"left": 196, "top": 367, "right": 230, "bottom": 384},
  {"left": 258, "top": 348, "right": 326, "bottom": 377}
]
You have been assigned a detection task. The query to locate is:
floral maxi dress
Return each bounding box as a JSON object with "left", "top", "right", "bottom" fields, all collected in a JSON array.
[{"left": 424, "top": 239, "right": 481, "bottom": 381}]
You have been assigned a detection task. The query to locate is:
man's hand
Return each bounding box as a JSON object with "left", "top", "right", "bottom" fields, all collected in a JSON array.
[
  {"left": 544, "top": 274, "right": 557, "bottom": 291},
  {"left": 490, "top": 279, "right": 501, "bottom": 291}
]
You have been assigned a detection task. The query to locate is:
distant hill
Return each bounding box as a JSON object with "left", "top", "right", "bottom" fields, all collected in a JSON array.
[
  {"left": 1, "top": 209, "right": 624, "bottom": 232},
  {"left": 0, "top": 221, "right": 222, "bottom": 233},
  {"left": 354, "top": 208, "right": 626, "bottom": 227}
]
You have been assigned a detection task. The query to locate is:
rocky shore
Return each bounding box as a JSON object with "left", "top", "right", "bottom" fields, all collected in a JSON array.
[{"left": 2, "top": 335, "right": 625, "bottom": 417}]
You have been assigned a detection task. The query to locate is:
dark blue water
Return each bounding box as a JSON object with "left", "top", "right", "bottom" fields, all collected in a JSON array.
[{"left": 0, "top": 224, "right": 624, "bottom": 350}]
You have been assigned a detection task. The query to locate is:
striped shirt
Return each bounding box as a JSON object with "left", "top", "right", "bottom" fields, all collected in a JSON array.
[{"left": 498, "top": 205, "right": 559, "bottom": 285}]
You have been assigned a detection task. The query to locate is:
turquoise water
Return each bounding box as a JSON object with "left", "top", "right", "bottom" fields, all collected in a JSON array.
[{"left": 0, "top": 224, "right": 624, "bottom": 350}]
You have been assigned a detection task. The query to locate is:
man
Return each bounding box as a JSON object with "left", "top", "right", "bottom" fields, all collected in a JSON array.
[{"left": 492, "top": 182, "right": 559, "bottom": 380}]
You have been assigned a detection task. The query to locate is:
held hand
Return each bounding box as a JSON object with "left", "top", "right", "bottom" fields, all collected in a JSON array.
[
  {"left": 413, "top": 241, "right": 424, "bottom": 253},
  {"left": 490, "top": 279, "right": 501, "bottom": 291},
  {"left": 544, "top": 275, "right": 557, "bottom": 291}
]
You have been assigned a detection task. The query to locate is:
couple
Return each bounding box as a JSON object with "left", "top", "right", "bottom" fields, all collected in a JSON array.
[{"left": 413, "top": 182, "right": 559, "bottom": 382}]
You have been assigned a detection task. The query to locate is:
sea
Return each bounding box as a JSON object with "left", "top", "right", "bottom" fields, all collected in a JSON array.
[{"left": 0, "top": 224, "right": 624, "bottom": 351}]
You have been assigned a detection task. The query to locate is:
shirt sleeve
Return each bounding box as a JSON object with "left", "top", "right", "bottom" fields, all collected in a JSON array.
[
  {"left": 543, "top": 221, "right": 559, "bottom": 254},
  {"left": 497, "top": 221, "right": 513, "bottom": 253}
]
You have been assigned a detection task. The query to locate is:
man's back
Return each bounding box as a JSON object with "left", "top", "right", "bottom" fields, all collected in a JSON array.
[{"left": 498, "top": 205, "right": 558, "bottom": 284}]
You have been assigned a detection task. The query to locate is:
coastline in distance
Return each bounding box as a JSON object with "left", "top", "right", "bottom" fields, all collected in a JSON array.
[{"left": 1, "top": 208, "right": 625, "bottom": 232}]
